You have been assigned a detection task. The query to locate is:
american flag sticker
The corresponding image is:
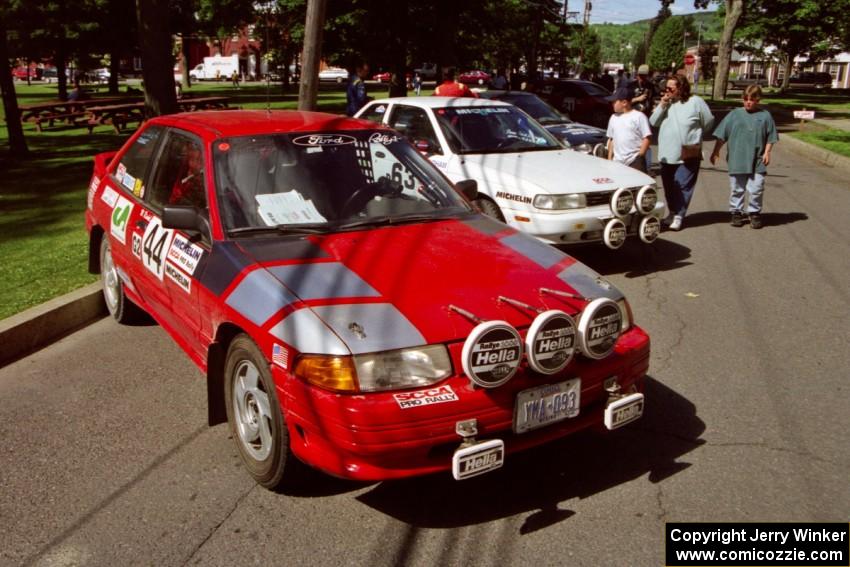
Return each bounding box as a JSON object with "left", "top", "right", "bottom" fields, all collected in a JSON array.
[{"left": 272, "top": 344, "right": 289, "bottom": 369}]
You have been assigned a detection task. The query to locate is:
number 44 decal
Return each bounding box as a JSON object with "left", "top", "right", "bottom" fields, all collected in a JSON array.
[{"left": 141, "top": 217, "right": 174, "bottom": 280}]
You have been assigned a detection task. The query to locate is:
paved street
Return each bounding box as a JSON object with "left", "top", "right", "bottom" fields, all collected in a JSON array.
[{"left": 1, "top": 141, "right": 848, "bottom": 567}]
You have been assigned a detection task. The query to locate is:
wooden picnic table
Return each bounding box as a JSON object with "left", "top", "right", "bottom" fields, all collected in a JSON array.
[
  {"left": 19, "top": 98, "right": 132, "bottom": 132},
  {"left": 85, "top": 102, "right": 146, "bottom": 134},
  {"left": 177, "top": 96, "right": 231, "bottom": 111}
]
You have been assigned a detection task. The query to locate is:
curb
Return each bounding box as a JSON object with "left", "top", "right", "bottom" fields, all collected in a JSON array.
[
  {"left": 780, "top": 129, "right": 850, "bottom": 175},
  {"left": 0, "top": 282, "right": 107, "bottom": 368}
]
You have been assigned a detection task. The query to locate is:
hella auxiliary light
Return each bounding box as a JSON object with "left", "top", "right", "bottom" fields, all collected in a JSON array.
[{"left": 533, "top": 193, "right": 586, "bottom": 210}]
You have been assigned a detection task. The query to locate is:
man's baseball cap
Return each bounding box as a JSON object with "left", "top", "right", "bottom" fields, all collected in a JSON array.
[
  {"left": 638, "top": 64, "right": 650, "bottom": 75},
  {"left": 606, "top": 86, "right": 635, "bottom": 102}
]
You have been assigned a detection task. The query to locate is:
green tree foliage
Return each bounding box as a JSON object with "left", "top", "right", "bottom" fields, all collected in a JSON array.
[
  {"left": 648, "top": 16, "right": 685, "bottom": 72},
  {"left": 738, "top": 0, "right": 850, "bottom": 91}
]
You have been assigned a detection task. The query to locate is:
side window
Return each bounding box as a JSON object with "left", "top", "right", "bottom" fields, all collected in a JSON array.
[
  {"left": 147, "top": 133, "right": 207, "bottom": 210},
  {"left": 112, "top": 125, "right": 163, "bottom": 197},
  {"left": 387, "top": 106, "right": 442, "bottom": 155},
  {"left": 358, "top": 103, "right": 389, "bottom": 124}
]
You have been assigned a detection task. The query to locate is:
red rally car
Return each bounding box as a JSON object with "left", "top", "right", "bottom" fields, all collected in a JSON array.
[{"left": 85, "top": 110, "right": 650, "bottom": 488}]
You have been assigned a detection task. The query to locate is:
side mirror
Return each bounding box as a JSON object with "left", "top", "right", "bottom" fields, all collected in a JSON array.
[
  {"left": 455, "top": 179, "right": 478, "bottom": 201},
  {"left": 162, "top": 205, "right": 211, "bottom": 238}
]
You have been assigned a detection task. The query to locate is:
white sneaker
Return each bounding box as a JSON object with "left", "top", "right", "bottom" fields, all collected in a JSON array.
[{"left": 669, "top": 215, "right": 683, "bottom": 231}]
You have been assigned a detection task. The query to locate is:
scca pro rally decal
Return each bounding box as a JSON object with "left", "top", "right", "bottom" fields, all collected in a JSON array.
[
  {"left": 393, "top": 385, "right": 459, "bottom": 409},
  {"left": 167, "top": 234, "right": 203, "bottom": 275}
]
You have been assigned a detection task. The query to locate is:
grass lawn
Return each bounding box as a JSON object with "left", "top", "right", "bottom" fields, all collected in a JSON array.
[
  {"left": 788, "top": 126, "right": 850, "bottom": 159},
  {"left": 0, "top": 80, "right": 348, "bottom": 319}
]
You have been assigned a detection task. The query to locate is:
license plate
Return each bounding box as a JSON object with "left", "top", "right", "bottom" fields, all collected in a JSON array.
[
  {"left": 513, "top": 378, "right": 580, "bottom": 434},
  {"left": 452, "top": 439, "right": 504, "bottom": 480},
  {"left": 604, "top": 393, "right": 644, "bottom": 429}
]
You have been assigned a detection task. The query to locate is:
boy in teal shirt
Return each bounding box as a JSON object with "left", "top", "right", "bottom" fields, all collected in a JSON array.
[{"left": 710, "top": 85, "right": 779, "bottom": 229}]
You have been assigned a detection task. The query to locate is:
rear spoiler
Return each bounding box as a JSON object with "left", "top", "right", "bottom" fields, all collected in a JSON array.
[{"left": 93, "top": 150, "right": 119, "bottom": 177}]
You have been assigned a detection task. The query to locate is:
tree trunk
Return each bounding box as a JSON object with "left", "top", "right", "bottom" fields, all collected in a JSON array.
[
  {"left": 387, "top": 0, "right": 408, "bottom": 98},
  {"left": 107, "top": 0, "right": 121, "bottom": 95},
  {"left": 779, "top": 55, "right": 793, "bottom": 92},
  {"left": 712, "top": 0, "right": 744, "bottom": 100},
  {"left": 136, "top": 0, "right": 178, "bottom": 117},
  {"left": 181, "top": 34, "right": 192, "bottom": 90},
  {"left": 0, "top": 22, "right": 28, "bottom": 157},
  {"left": 57, "top": 51, "right": 68, "bottom": 101},
  {"left": 298, "top": 0, "right": 327, "bottom": 111}
]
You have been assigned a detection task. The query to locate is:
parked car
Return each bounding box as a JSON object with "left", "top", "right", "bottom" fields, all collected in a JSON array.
[
  {"left": 85, "top": 109, "right": 650, "bottom": 487},
  {"left": 458, "top": 70, "right": 491, "bottom": 85},
  {"left": 729, "top": 73, "right": 769, "bottom": 90},
  {"left": 479, "top": 90, "right": 608, "bottom": 157},
  {"left": 318, "top": 67, "right": 349, "bottom": 83},
  {"left": 778, "top": 72, "right": 833, "bottom": 89},
  {"left": 356, "top": 97, "right": 665, "bottom": 248},
  {"left": 414, "top": 62, "right": 438, "bottom": 80},
  {"left": 529, "top": 79, "right": 614, "bottom": 128},
  {"left": 372, "top": 71, "right": 412, "bottom": 83}
]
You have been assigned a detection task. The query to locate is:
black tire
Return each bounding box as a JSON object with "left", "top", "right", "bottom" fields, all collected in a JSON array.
[
  {"left": 224, "top": 334, "right": 306, "bottom": 489},
  {"left": 474, "top": 197, "right": 506, "bottom": 222},
  {"left": 99, "top": 238, "right": 144, "bottom": 324}
]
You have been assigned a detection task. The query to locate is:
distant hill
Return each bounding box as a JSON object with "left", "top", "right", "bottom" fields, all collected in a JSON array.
[{"left": 592, "top": 11, "right": 722, "bottom": 67}]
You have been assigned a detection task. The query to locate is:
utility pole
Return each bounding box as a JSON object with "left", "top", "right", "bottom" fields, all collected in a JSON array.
[
  {"left": 578, "top": 0, "right": 591, "bottom": 71},
  {"left": 298, "top": 0, "right": 327, "bottom": 111}
]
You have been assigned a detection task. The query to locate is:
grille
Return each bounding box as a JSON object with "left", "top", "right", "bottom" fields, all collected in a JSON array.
[{"left": 586, "top": 190, "right": 614, "bottom": 207}]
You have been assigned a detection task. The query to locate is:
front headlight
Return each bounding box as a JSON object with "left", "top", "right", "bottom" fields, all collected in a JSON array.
[
  {"left": 571, "top": 142, "right": 592, "bottom": 154},
  {"left": 617, "top": 298, "right": 633, "bottom": 332},
  {"left": 355, "top": 345, "right": 452, "bottom": 392},
  {"left": 295, "top": 345, "right": 452, "bottom": 393},
  {"left": 533, "top": 193, "right": 587, "bottom": 210}
]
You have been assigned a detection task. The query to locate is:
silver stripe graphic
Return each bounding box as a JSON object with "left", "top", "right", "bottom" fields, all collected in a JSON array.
[
  {"left": 269, "top": 309, "right": 350, "bottom": 355},
  {"left": 557, "top": 263, "right": 623, "bottom": 300},
  {"left": 500, "top": 233, "right": 566, "bottom": 269},
  {"left": 267, "top": 262, "right": 380, "bottom": 300},
  {"left": 225, "top": 269, "right": 300, "bottom": 326},
  {"left": 271, "top": 303, "right": 426, "bottom": 355},
  {"left": 312, "top": 303, "right": 426, "bottom": 354}
]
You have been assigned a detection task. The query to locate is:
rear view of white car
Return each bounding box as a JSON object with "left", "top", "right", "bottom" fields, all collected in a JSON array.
[{"left": 356, "top": 97, "right": 666, "bottom": 249}]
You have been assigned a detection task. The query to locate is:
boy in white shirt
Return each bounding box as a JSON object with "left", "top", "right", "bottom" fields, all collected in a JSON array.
[{"left": 606, "top": 86, "right": 652, "bottom": 173}]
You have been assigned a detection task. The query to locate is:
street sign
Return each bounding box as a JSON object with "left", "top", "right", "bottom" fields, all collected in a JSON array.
[
  {"left": 684, "top": 54, "right": 695, "bottom": 65},
  {"left": 794, "top": 110, "right": 815, "bottom": 120}
]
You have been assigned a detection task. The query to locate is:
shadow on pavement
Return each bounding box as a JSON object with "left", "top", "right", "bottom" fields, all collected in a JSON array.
[
  {"left": 354, "top": 376, "right": 704, "bottom": 531},
  {"left": 564, "top": 237, "right": 693, "bottom": 278},
  {"left": 683, "top": 210, "right": 808, "bottom": 229}
]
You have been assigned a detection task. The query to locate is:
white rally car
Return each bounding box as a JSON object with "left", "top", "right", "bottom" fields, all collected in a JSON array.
[{"left": 356, "top": 97, "right": 666, "bottom": 249}]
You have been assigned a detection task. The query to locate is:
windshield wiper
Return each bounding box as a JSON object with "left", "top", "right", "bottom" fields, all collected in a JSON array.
[
  {"left": 335, "top": 214, "right": 450, "bottom": 231},
  {"left": 228, "top": 224, "right": 328, "bottom": 237}
]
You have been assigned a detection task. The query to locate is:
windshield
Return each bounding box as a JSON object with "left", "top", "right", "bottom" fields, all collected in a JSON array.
[
  {"left": 213, "top": 131, "right": 471, "bottom": 234},
  {"left": 497, "top": 95, "right": 571, "bottom": 125},
  {"left": 433, "top": 106, "right": 562, "bottom": 154}
]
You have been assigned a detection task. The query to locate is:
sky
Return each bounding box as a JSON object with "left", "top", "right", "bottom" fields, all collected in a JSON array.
[{"left": 581, "top": 0, "right": 718, "bottom": 25}]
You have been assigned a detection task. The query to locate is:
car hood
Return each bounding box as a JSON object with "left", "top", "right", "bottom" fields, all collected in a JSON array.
[
  {"left": 543, "top": 122, "right": 607, "bottom": 145},
  {"left": 227, "top": 217, "right": 622, "bottom": 355},
  {"left": 455, "top": 149, "right": 653, "bottom": 194}
]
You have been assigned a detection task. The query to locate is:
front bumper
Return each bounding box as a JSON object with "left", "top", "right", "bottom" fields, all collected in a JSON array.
[
  {"left": 276, "top": 325, "right": 650, "bottom": 481},
  {"left": 503, "top": 202, "right": 668, "bottom": 245}
]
